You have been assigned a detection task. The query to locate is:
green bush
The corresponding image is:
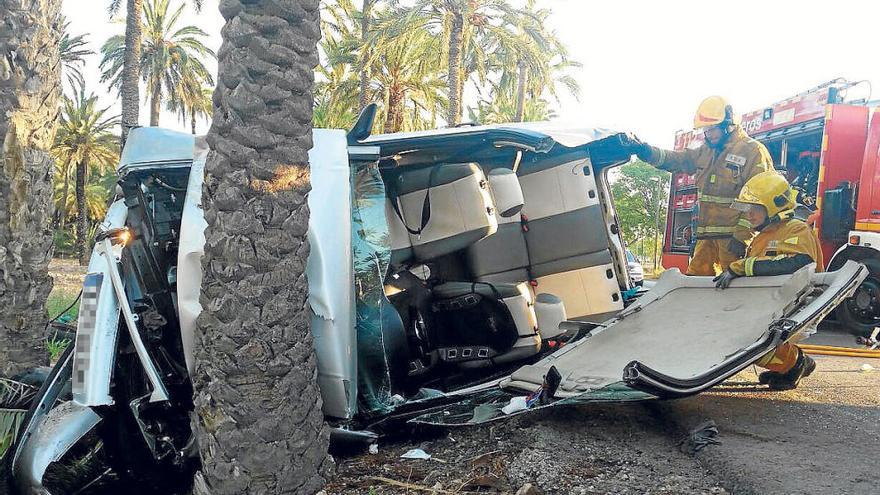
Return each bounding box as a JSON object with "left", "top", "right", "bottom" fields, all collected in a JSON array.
[{"left": 53, "top": 229, "right": 77, "bottom": 257}]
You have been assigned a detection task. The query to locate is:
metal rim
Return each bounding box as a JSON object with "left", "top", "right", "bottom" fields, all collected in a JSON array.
[{"left": 844, "top": 277, "right": 880, "bottom": 326}]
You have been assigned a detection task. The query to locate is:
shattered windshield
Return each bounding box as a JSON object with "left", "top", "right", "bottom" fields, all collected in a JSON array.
[{"left": 350, "top": 162, "right": 396, "bottom": 414}]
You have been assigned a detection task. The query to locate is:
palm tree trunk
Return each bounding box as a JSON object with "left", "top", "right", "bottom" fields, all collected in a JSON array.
[
  {"left": 191, "top": 108, "right": 197, "bottom": 135},
  {"left": 54, "top": 161, "right": 71, "bottom": 229},
  {"left": 75, "top": 161, "right": 88, "bottom": 265},
  {"left": 446, "top": 7, "right": 464, "bottom": 126},
  {"left": 515, "top": 62, "right": 527, "bottom": 123},
  {"left": 193, "top": 1, "right": 331, "bottom": 494},
  {"left": 150, "top": 83, "right": 161, "bottom": 126},
  {"left": 384, "top": 86, "right": 404, "bottom": 133},
  {"left": 121, "top": 0, "right": 143, "bottom": 146},
  {"left": 0, "top": 0, "right": 62, "bottom": 377},
  {"left": 358, "top": 0, "right": 371, "bottom": 111}
]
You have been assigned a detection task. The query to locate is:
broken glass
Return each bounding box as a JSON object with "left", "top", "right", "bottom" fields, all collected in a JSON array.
[
  {"left": 408, "top": 382, "right": 656, "bottom": 427},
  {"left": 350, "top": 162, "right": 396, "bottom": 414}
]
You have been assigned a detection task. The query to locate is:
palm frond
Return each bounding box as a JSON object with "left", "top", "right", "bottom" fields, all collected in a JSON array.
[
  {"left": 100, "top": 0, "right": 215, "bottom": 123},
  {"left": 0, "top": 378, "right": 37, "bottom": 410},
  {"left": 0, "top": 378, "right": 35, "bottom": 456}
]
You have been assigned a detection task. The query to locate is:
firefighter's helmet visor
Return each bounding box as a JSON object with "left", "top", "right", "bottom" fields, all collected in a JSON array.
[{"left": 731, "top": 200, "right": 757, "bottom": 212}]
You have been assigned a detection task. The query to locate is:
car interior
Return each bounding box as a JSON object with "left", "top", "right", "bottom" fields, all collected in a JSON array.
[{"left": 364, "top": 136, "right": 632, "bottom": 399}]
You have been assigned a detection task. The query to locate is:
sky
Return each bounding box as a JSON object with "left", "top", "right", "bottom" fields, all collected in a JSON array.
[{"left": 65, "top": 0, "right": 880, "bottom": 146}]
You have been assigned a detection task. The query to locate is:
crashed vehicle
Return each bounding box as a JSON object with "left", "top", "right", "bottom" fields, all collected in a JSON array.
[{"left": 8, "top": 106, "right": 868, "bottom": 493}]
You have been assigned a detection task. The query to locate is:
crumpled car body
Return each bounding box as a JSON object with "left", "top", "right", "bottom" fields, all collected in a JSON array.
[{"left": 9, "top": 119, "right": 867, "bottom": 493}]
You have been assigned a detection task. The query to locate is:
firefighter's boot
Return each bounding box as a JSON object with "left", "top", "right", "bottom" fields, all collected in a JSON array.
[{"left": 758, "top": 350, "right": 816, "bottom": 391}]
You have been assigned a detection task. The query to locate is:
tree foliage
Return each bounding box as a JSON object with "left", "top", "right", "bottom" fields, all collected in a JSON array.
[
  {"left": 100, "top": 0, "right": 215, "bottom": 126},
  {"left": 610, "top": 160, "right": 670, "bottom": 264},
  {"left": 52, "top": 88, "right": 120, "bottom": 261},
  {"left": 59, "top": 19, "right": 94, "bottom": 93},
  {"left": 316, "top": 0, "right": 580, "bottom": 132}
]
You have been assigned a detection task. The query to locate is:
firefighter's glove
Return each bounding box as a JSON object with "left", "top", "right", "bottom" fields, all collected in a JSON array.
[
  {"left": 728, "top": 238, "right": 747, "bottom": 258},
  {"left": 626, "top": 134, "right": 654, "bottom": 163},
  {"left": 713, "top": 270, "right": 738, "bottom": 290}
]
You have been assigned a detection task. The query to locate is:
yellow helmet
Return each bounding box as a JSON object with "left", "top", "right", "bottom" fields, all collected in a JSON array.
[
  {"left": 732, "top": 171, "right": 797, "bottom": 219},
  {"left": 693, "top": 96, "right": 740, "bottom": 129}
]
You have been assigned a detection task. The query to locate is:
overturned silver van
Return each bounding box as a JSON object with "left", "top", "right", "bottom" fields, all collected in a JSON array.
[{"left": 9, "top": 108, "right": 867, "bottom": 493}]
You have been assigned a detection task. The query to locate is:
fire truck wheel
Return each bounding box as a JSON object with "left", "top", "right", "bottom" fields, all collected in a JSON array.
[{"left": 836, "top": 257, "right": 880, "bottom": 338}]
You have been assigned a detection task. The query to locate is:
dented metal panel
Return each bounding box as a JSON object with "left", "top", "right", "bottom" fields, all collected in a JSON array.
[
  {"left": 12, "top": 349, "right": 102, "bottom": 494},
  {"left": 408, "top": 262, "right": 866, "bottom": 426},
  {"left": 177, "top": 137, "right": 208, "bottom": 375},
  {"left": 307, "top": 129, "right": 357, "bottom": 419},
  {"left": 118, "top": 127, "right": 195, "bottom": 173}
]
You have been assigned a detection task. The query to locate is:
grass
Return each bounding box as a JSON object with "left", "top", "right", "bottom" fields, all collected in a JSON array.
[
  {"left": 47, "top": 335, "right": 72, "bottom": 363},
  {"left": 46, "top": 289, "right": 81, "bottom": 323}
]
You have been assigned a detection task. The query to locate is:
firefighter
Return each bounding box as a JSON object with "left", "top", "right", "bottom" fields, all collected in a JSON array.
[
  {"left": 714, "top": 171, "right": 822, "bottom": 390},
  {"left": 630, "top": 96, "right": 774, "bottom": 275}
]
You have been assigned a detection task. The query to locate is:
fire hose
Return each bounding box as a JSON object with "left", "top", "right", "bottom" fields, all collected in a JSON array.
[{"left": 798, "top": 344, "right": 880, "bottom": 358}]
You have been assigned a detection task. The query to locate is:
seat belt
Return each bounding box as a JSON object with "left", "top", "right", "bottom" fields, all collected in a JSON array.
[{"left": 388, "top": 165, "right": 444, "bottom": 237}]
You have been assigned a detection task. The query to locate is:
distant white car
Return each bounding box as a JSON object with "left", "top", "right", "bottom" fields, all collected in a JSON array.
[{"left": 626, "top": 249, "right": 644, "bottom": 286}]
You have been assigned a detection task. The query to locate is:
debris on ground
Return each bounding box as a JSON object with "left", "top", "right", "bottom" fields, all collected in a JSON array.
[
  {"left": 857, "top": 328, "right": 879, "bottom": 349},
  {"left": 325, "top": 404, "right": 728, "bottom": 494},
  {"left": 516, "top": 482, "right": 543, "bottom": 495},
  {"left": 400, "top": 448, "right": 432, "bottom": 460},
  {"left": 369, "top": 443, "right": 379, "bottom": 455},
  {"left": 502, "top": 396, "right": 529, "bottom": 415},
  {"left": 679, "top": 420, "right": 721, "bottom": 454}
]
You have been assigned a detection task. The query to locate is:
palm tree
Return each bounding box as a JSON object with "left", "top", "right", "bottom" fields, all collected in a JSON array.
[
  {"left": 317, "top": 0, "right": 365, "bottom": 129},
  {"left": 108, "top": 0, "right": 204, "bottom": 145},
  {"left": 53, "top": 165, "right": 116, "bottom": 230},
  {"left": 380, "top": 0, "right": 525, "bottom": 126},
  {"left": 193, "top": 1, "right": 331, "bottom": 494},
  {"left": 320, "top": 1, "right": 445, "bottom": 133},
  {"left": 101, "top": 0, "right": 215, "bottom": 127},
  {"left": 314, "top": 27, "right": 360, "bottom": 128},
  {"left": 469, "top": 84, "right": 556, "bottom": 124},
  {"left": 108, "top": 0, "right": 143, "bottom": 146},
  {"left": 367, "top": 20, "right": 446, "bottom": 133},
  {"left": 167, "top": 72, "right": 213, "bottom": 134},
  {"left": 53, "top": 88, "right": 120, "bottom": 264},
  {"left": 59, "top": 19, "right": 94, "bottom": 94},
  {"left": 359, "top": 0, "right": 373, "bottom": 111},
  {"left": 493, "top": 0, "right": 580, "bottom": 122},
  {"left": 0, "top": 0, "right": 62, "bottom": 377}
]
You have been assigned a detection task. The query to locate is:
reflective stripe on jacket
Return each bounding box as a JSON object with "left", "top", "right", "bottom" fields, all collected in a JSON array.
[{"left": 728, "top": 217, "right": 824, "bottom": 276}]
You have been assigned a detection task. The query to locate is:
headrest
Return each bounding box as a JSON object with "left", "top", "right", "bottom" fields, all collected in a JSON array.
[{"left": 488, "top": 168, "right": 524, "bottom": 218}]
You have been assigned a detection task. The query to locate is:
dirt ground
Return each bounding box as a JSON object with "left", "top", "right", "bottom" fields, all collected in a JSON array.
[
  {"left": 325, "top": 333, "right": 880, "bottom": 495},
  {"left": 326, "top": 403, "right": 728, "bottom": 495},
  {"left": 48, "top": 258, "right": 87, "bottom": 294}
]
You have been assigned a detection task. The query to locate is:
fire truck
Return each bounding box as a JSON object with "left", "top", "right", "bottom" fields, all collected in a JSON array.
[{"left": 662, "top": 79, "right": 880, "bottom": 336}]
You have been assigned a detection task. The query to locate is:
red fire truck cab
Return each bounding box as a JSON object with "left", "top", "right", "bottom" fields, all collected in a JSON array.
[{"left": 662, "top": 79, "right": 880, "bottom": 336}]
